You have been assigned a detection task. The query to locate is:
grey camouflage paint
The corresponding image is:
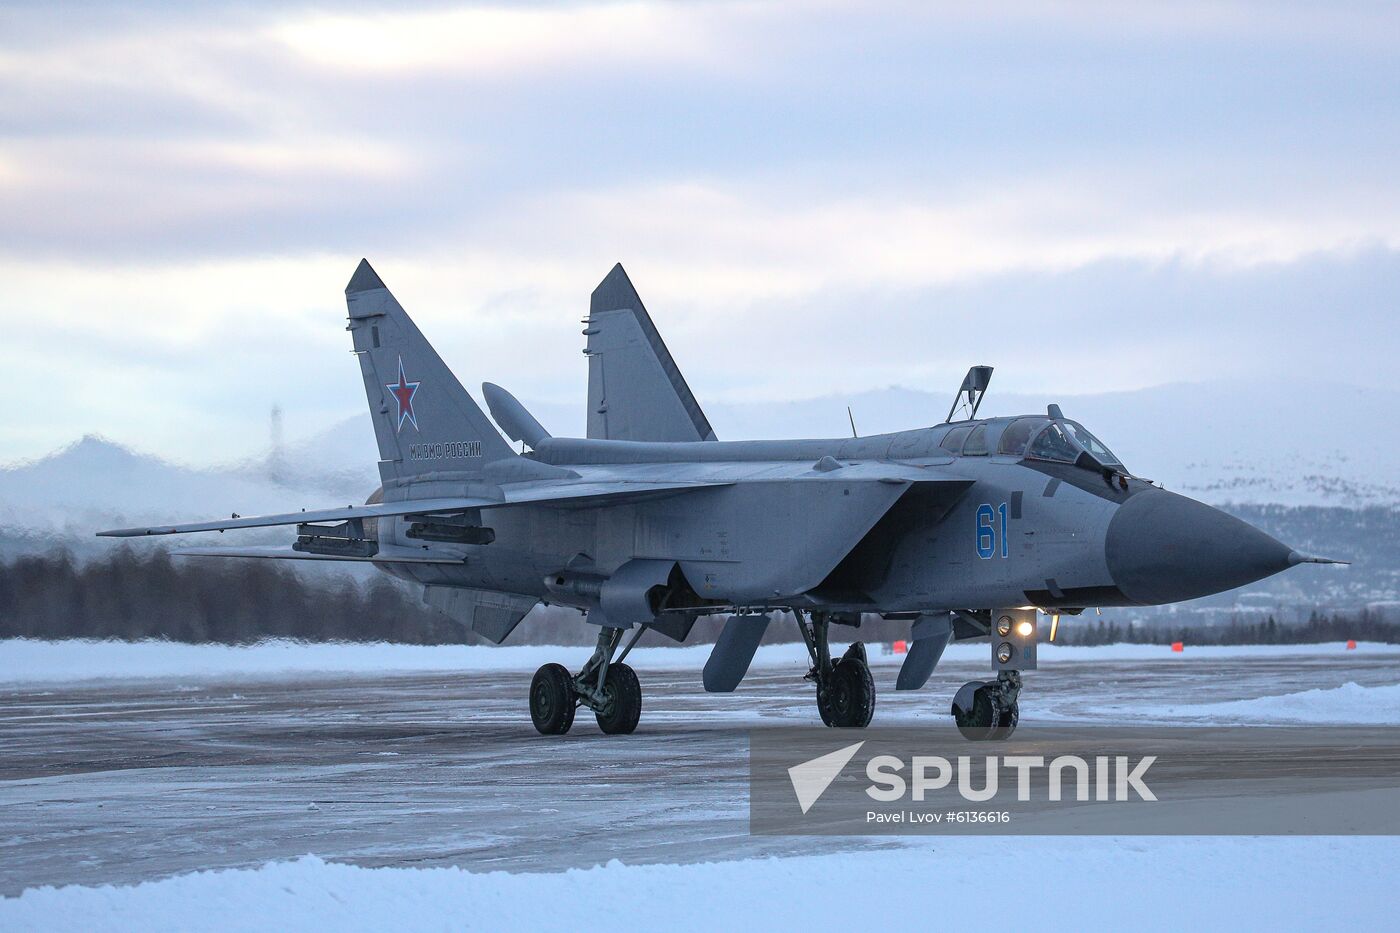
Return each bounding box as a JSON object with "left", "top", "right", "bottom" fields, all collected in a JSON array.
[{"left": 100, "top": 260, "right": 1312, "bottom": 647}]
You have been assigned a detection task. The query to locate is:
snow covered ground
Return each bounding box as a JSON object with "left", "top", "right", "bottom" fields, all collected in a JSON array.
[
  {"left": 3, "top": 637, "right": 1395, "bottom": 685},
  {"left": 3, "top": 639, "right": 1398, "bottom": 931},
  {"left": 1127, "top": 681, "right": 1400, "bottom": 725},
  {"left": 4, "top": 839, "right": 1395, "bottom": 933}
]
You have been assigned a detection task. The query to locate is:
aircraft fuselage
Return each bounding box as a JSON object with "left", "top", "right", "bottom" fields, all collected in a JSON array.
[{"left": 373, "top": 417, "right": 1296, "bottom": 616}]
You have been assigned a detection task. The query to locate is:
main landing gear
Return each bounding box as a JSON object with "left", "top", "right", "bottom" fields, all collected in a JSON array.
[
  {"left": 530, "top": 626, "right": 644, "bottom": 736},
  {"left": 796, "top": 609, "right": 875, "bottom": 728},
  {"left": 951, "top": 670, "right": 1021, "bottom": 741}
]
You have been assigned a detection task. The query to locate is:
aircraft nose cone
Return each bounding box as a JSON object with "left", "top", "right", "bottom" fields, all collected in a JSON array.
[{"left": 1106, "top": 489, "right": 1294, "bottom": 605}]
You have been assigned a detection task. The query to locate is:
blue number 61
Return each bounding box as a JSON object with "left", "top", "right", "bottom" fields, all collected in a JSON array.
[{"left": 976, "top": 502, "right": 1010, "bottom": 560}]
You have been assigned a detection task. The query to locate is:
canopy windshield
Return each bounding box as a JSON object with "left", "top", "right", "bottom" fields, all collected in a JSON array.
[
  {"left": 973, "top": 415, "right": 1126, "bottom": 472},
  {"left": 1005, "top": 418, "right": 1127, "bottom": 470},
  {"left": 1062, "top": 420, "right": 1123, "bottom": 468}
]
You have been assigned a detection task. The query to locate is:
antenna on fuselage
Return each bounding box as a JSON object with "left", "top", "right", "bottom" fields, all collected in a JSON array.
[
  {"left": 945, "top": 365, "right": 994, "bottom": 423},
  {"left": 847, "top": 406, "right": 858, "bottom": 438}
]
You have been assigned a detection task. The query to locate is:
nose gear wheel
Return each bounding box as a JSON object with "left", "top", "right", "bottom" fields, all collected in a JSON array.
[{"left": 951, "top": 671, "right": 1020, "bottom": 740}]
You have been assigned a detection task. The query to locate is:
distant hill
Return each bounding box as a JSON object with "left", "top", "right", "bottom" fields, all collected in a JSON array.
[
  {"left": 281, "top": 377, "right": 1400, "bottom": 509},
  {"left": 0, "top": 436, "right": 367, "bottom": 553},
  {"left": 2, "top": 379, "right": 1396, "bottom": 595}
]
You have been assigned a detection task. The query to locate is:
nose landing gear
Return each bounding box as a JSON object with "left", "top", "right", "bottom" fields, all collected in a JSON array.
[
  {"left": 951, "top": 670, "right": 1021, "bottom": 741},
  {"left": 530, "top": 626, "right": 644, "bottom": 735},
  {"left": 948, "top": 607, "right": 1034, "bottom": 740}
]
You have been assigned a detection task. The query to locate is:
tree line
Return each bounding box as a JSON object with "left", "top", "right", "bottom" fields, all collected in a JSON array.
[
  {"left": 1, "top": 548, "right": 1393, "bottom": 647},
  {"left": 0, "top": 549, "right": 470, "bottom": 644},
  {"left": 0, "top": 548, "right": 887, "bottom": 646},
  {"left": 1054, "top": 609, "right": 1399, "bottom": 646}
]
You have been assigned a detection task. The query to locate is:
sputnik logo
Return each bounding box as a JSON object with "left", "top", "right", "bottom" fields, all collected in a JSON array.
[
  {"left": 385, "top": 355, "right": 421, "bottom": 433},
  {"left": 788, "top": 741, "right": 865, "bottom": 814}
]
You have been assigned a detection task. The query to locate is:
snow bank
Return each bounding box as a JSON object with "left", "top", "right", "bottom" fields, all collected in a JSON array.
[
  {"left": 0, "top": 639, "right": 802, "bottom": 684},
  {"left": 1030, "top": 641, "right": 1400, "bottom": 661},
  {"left": 1, "top": 638, "right": 1394, "bottom": 686},
  {"left": 5, "top": 839, "right": 1396, "bottom": 933},
  {"left": 1137, "top": 682, "right": 1400, "bottom": 725}
]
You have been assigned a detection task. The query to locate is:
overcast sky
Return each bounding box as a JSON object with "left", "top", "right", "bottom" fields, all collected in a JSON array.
[{"left": 3, "top": 1, "right": 1398, "bottom": 464}]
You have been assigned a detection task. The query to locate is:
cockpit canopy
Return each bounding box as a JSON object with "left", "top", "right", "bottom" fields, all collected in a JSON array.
[
  {"left": 997, "top": 417, "right": 1123, "bottom": 468},
  {"left": 944, "top": 416, "right": 1124, "bottom": 470}
]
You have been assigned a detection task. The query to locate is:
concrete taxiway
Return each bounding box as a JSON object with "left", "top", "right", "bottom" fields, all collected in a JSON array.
[{"left": 2, "top": 650, "right": 1396, "bottom": 894}]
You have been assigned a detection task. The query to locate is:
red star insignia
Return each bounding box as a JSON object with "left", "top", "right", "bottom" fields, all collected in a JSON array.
[{"left": 385, "top": 356, "right": 421, "bottom": 432}]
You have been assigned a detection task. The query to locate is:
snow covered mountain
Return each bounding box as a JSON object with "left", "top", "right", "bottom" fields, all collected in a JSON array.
[
  {"left": 284, "top": 377, "right": 1400, "bottom": 509},
  {"left": 0, "top": 436, "right": 369, "bottom": 542},
  {"left": 1, "top": 378, "right": 1395, "bottom": 548}
]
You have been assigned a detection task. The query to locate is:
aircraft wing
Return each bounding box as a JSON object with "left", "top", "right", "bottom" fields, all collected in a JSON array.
[
  {"left": 96, "top": 480, "right": 729, "bottom": 538},
  {"left": 174, "top": 544, "right": 470, "bottom": 563}
]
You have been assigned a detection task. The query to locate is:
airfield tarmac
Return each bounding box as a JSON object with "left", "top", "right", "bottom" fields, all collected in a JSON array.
[{"left": 2, "top": 650, "right": 1398, "bottom": 895}]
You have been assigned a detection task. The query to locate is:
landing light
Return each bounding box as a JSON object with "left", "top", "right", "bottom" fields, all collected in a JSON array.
[
  {"left": 996, "top": 616, "right": 1013, "bottom": 637},
  {"left": 1016, "top": 621, "right": 1034, "bottom": 638},
  {"left": 996, "top": 642, "right": 1013, "bottom": 664}
]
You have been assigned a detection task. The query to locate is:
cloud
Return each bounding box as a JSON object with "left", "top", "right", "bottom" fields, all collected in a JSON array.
[
  {"left": 3, "top": 245, "right": 1394, "bottom": 464},
  {"left": 492, "top": 178, "right": 1400, "bottom": 296},
  {"left": 0, "top": 1, "right": 1397, "bottom": 461},
  {"left": 267, "top": 2, "right": 737, "bottom": 77},
  {"left": 1, "top": 0, "right": 1395, "bottom": 261}
]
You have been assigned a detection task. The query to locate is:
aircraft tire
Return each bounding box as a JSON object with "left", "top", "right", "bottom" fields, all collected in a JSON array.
[
  {"left": 952, "top": 681, "right": 1000, "bottom": 741},
  {"left": 595, "top": 663, "right": 642, "bottom": 735},
  {"left": 816, "top": 683, "right": 836, "bottom": 727},
  {"left": 530, "top": 663, "right": 577, "bottom": 735},
  {"left": 818, "top": 656, "right": 875, "bottom": 728},
  {"left": 989, "top": 701, "right": 1019, "bottom": 741}
]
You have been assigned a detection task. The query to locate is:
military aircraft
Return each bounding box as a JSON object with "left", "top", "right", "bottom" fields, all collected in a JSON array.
[{"left": 99, "top": 260, "right": 1340, "bottom": 739}]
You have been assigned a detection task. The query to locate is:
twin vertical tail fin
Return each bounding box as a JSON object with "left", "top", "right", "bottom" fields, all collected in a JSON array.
[
  {"left": 586, "top": 264, "right": 717, "bottom": 442},
  {"left": 344, "top": 260, "right": 514, "bottom": 480}
]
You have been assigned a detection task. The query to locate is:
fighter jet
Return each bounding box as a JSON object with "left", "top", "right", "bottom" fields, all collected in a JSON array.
[{"left": 99, "top": 261, "right": 1340, "bottom": 739}]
